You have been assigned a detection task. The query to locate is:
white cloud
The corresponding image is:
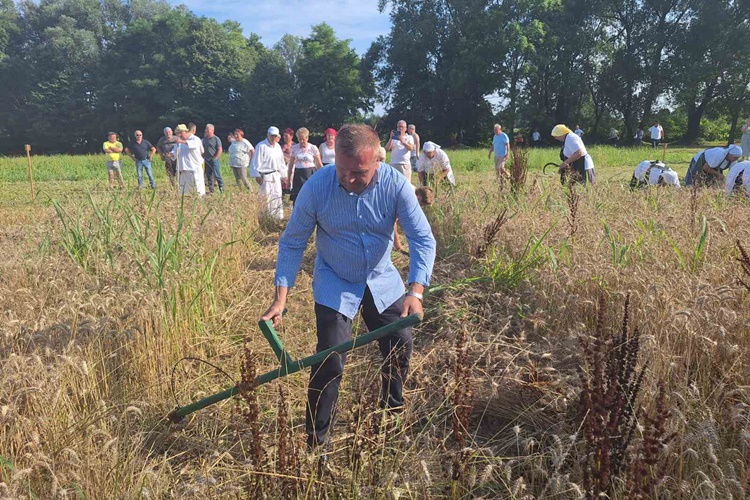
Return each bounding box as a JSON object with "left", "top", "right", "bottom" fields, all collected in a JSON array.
[{"left": 169, "top": 0, "right": 391, "bottom": 54}]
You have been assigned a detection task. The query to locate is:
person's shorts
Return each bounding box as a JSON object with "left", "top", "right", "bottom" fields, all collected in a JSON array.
[
  {"left": 410, "top": 156, "right": 418, "bottom": 172},
  {"left": 107, "top": 161, "right": 121, "bottom": 172},
  {"left": 494, "top": 156, "right": 507, "bottom": 170}
]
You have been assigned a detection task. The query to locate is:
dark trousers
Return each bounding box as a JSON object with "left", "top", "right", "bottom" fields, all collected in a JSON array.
[{"left": 306, "top": 288, "right": 413, "bottom": 447}]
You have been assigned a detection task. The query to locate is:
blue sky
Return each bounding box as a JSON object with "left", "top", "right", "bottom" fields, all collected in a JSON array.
[{"left": 168, "top": 0, "right": 392, "bottom": 55}]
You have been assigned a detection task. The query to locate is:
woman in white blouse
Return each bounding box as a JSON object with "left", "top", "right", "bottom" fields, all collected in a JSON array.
[
  {"left": 287, "top": 127, "right": 323, "bottom": 204},
  {"left": 551, "top": 124, "right": 596, "bottom": 185},
  {"left": 228, "top": 128, "right": 254, "bottom": 191},
  {"left": 320, "top": 128, "right": 337, "bottom": 165}
]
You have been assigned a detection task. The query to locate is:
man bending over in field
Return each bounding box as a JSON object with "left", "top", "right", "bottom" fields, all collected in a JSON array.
[
  {"left": 103, "top": 132, "right": 125, "bottom": 189},
  {"left": 261, "top": 124, "right": 436, "bottom": 460}
]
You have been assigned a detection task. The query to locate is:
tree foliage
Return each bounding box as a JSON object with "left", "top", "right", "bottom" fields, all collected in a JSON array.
[
  {"left": 0, "top": 0, "right": 747, "bottom": 152},
  {"left": 0, "top": 1, "right": 373, "bottom": 153},
  {"left": 373, "top": 0, "right": 749, "bottom": 144}
]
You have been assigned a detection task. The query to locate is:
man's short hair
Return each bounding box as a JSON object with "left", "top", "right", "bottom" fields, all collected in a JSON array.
[
  {"left": 494, "top": 124, "right": 502, "bottom": 130},
  {"left": 336, "top": 124, "right": 380, "bottom": 159},
  {"left": 188, "top": 123, "right": 197, "bottom": 133},
  {"left": 163, "top": 127, "right": 172, "bottom": 134},
  {"left": 408, "top": 124, "right": 416, "bottom": 131},
  {"left": 205, "top": 123, "right": 214, "bottom": 130},
  {"left": 397, "top": 120, "right": 407, "bottom": 127},
  {"left": 415, "top": 186, "right": 434, "bottom": 206}
]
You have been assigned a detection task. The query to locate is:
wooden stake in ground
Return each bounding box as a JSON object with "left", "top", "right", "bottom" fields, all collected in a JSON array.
[
  {"left": 25, "top": 144, "right": 36, "bottom": 201},
  {"left": 662, "top": 142, "right": 668, "bottom": 163}
]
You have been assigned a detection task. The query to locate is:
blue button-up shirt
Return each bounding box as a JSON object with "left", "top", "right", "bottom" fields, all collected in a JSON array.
[{"left": 274, "top": 163, "right": 436, "bottom": 319}]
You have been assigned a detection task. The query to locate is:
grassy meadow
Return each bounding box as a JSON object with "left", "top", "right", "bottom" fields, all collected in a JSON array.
[{"left": 0, "top": 145, "right": 749, "bottom": 498}]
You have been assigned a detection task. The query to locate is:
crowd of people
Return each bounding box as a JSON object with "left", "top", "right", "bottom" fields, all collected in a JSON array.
[
  {"left": 102, "top": 119, "right": 458, "bottom": 218},
  {"left": 103, "top": 116, "right": 750, "bottom": 217}
]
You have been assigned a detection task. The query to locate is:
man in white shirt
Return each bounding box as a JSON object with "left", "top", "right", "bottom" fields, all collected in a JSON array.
[
  {"left": 386, "top": 120, "right": 415, "bottom": 184},
  {"left": 648, "top": 122, "right": 664, "bottom": 148},
  {"left": 173, "top": 123, "right": 206, "bottom": 196},
  {"left": 251, "top": 126, "right": 288, "bottom": 220},
  {"left": 417, "top": 142, "right": 456, "bottom": 187},
  {"left": 725, "top": 160, "right": 749, "bottom": 197}
]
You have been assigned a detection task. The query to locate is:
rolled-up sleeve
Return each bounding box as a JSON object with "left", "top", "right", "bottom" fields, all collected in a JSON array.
[
  {"left": 395, "top": 182, "right": 436, "bottom": 286},
  {"left": 274, "top": 184, "right": 316, "bottom": 288}
]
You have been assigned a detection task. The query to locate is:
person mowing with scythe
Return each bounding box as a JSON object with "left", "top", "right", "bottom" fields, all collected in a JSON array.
[
  {"left": 260, "top": 124, "right": 436, "bottom": 460},
  {"left": 551, "top": 124, "right": 597, "bottom": 185}
]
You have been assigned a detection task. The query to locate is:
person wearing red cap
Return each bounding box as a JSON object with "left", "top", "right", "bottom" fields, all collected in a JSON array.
[{"left": 320, "top": 128, "right": 337, "bottom": 165}]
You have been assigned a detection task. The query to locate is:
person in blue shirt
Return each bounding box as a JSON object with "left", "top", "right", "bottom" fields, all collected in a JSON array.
[
  {"left": 489, "top": 124, "right": 510, "bottom": 181},
  {"left": 260, "top": 124, "right": 436, "bottom": 451}
]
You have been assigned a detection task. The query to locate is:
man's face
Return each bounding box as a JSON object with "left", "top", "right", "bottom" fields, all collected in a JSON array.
[
  {"left": 727, "top": 154, "right": 740, "bottom": 163},
  {"left": 178, "top": 130, "right": 189, "bottom": 140},
  {"left": 494, "top": 126, "right": 501, "bottom": 135},
  {"left": 426, "top": 150, "right": 436, "bottom": 159},
  {"left": 165, "top": 130, "right": 173, "bottom": 139},
  {"left": 134, "top": 131, "right": 143, "bottom": 141},
  {"left": 397, "top": 122, "right": 407, "bottom": 134},
  {"left": 336, "top": 147, "right": 379, "bottom": 194},
  {"left": 108, "top": 134, "right": 117, "bottom": 142},
  {"left": 268, "top": 134, "right": 280, "bottom": 144},
  {"left": 205, "top": 126, "right": 214, "bottom": 138},
  {"left": 408, "top": 125, "right": 415, "bottom": 134}
]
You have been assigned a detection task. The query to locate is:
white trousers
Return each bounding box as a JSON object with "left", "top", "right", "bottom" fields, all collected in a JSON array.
[
  {"left": 391, "top": 163, "right": 414, "bottom": 186},
  {"left": 179, "top": 170, "right": 206, "bottom": 196},
  {"left": 259, "top": 173, "right": 284, "bottom": 220}
]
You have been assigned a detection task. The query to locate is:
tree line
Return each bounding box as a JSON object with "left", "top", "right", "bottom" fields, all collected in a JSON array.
[
  {"left": 370, "top": 0, "right": 749, "bottom": 146},
  {"left": 0, "top": 0, "right": 373, "bottom": 153},
  {"left": 0, "top": 0, "right": 747, "bottom": 154}
]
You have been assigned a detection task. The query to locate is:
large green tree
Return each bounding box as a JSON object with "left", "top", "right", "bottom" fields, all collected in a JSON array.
[{"left": 296, "top": 23, "right": 373, "bottom": 132}]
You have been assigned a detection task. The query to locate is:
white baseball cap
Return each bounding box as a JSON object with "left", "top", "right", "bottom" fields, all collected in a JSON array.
[
  {"left": 727, "top": 144, "right": 742, "bottom": 156},
  {"left": 267, "top": 126, "right": 280, "bottom": 137},
  {"left": 423, "top": 141, "right": 440, "bottom": 152}
]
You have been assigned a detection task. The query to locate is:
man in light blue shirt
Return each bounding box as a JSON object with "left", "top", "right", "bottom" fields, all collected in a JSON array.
[
  {"left": 261, "top": 124, "right": 436, "bottom": 450},
  {"left": 489, "top": 123, "right": 510, "bottom": 181}
]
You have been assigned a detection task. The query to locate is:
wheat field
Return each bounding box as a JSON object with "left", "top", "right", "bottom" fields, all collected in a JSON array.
[{"left": 0, "top": 146, "right": 748, "bottom": 499}]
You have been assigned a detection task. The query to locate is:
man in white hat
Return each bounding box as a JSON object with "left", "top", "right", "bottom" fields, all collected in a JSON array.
[
  {"left": 685, "top": 144, "right": 742, "bottom": 186},
  {"left": 251, "top": 126, "right": 288, "bottom": 220},
  {"left": 725, "top": 160, "right": 750, "bottom": 197},
  {"left": 417, "top": 141, "right": 456, "bottom": 187},
  {"left": 630, "top": 160, "right": 680, "bottom": 189},
  {"left": 173, "top": 123, "right": 206, "bottom": 196}
]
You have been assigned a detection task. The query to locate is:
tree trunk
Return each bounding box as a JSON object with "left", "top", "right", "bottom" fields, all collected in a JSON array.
[
  {"left": 684, "top": 81, "right": 717, "bottom": 143},
  {"left": 728, "top": 105, "right": 741, "bottom": 144}
]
